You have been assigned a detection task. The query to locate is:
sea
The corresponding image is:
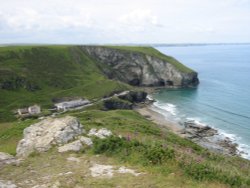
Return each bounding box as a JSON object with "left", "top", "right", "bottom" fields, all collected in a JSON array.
[{"left": 152, "top": 44, "right": 250, "bottom": 160}]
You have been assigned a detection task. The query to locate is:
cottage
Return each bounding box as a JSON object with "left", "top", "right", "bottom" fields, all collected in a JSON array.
[
  {"left": 55, "top": 99, "right": 90, "bottom": 111},
  {"left": 28, "top": 105, "right": 41, "bottom": 115},
  {"left": 17, "top": 104, "right": 41, "bottom": 116}
]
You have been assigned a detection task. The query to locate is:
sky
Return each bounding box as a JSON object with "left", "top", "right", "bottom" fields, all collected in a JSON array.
[{"left": 0, "top": 0, "right": 250, "bottom": 44}]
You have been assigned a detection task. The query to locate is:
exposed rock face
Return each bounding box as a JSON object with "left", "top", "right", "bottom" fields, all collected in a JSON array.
[
  {"left": 103, "top": 98, "right": 132, "bottom": 110},
  {"left": 81, "top": 46, "right": 199, "bottom": 87},
  {"left": 181, "top": 120, "right": 238, "bottom": 156},
  {"left": 58, "top": 140, "right": 83, "bottom": 153},
  {"left": 0, "top": 180, "right": 17, "bottom": 188},
  {"left": 0, "top": 152, "right": 17, "bottom": 167},
  {"left": 16, "top": 116, "right": 84, "bottom": 157},
  {"left": 89, "top": 163, "right": 141, "bottom": 178},
  {"left": 79, "top": 136, "right": 93, "bottom": 146},
  {"left": 88, "top": 128, "right": 112, "bottom": 139},
  {"left": 118, "top": 91, "right": 147, "bottom": 103}
]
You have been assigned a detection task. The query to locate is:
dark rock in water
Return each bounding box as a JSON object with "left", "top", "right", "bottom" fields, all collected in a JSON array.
[
  {"left": 181, "top": 120, "right": 238, "bottom": 156},
  {"left": 118, "top": 91, "right": 147, "bottom": 103},
  {"left": 183, "top": 120, "right": 218, "bottom": 138},
  {"left": 103, "top": 98, "right": 132, "bottom": 110}
]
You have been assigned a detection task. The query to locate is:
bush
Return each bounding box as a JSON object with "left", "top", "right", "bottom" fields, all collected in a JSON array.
[
  {"left": 183, "top": 162, "right": 216, "bottom": 181},
  {"left": 92, "top": 136, "right": 140, "bottom": 155},
  {"left": 182, "top": 162, "right": 243, "bottom": 187},
  {"left": 144, "top": 145, "right": 175, "bottom": 165},
  {"left": 92, "top": 136, "right": 174, "bottom": 165}
]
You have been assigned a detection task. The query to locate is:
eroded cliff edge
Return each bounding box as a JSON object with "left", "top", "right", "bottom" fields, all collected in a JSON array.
[{"left": 81, "top": 46, "right": 199, "bottom": 87}]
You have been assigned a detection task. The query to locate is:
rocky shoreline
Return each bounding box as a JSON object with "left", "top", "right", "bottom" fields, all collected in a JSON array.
[
  {"left": 137, "top": 103, "right": 245, "bottom": 157},
  {"left": 180, "top": 120, "right": 239, "bottom": 156}
]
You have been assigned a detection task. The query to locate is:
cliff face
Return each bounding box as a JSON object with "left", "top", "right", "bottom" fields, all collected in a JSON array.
[{"left": 81, "top": 46, "right": 199, "bottom": 87}]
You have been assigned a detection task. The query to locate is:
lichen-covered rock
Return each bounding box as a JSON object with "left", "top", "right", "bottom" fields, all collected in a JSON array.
[
  {"left": 88, "top": 128, "right": 112, "bottom": 139},
  {"left": 0, "top": 180, "right": 17, "bottom": 188},
  {"left": 81, "top": 46, "right": 199, "bottom": 87},
  {"left": 16, "top": 116, "right": 84, "bottom": 157},
  {"left": 0, "top": 152, "right": 16, "bottom": 166},
  {"left": 79, "top": 136, "right": 93, "bottom": 146},
  {"left": 58, "top": 140, "right": 83, "bottom": 153}
]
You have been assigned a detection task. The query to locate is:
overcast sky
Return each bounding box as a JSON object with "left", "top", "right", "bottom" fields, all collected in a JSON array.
[{"left": 1, "top": 0, "right": 250, "bottom": 44}]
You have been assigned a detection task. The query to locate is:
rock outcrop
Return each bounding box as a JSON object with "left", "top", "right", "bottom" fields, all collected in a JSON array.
[
  {"left": 81, "top": 46, "right": 199, "bottom": 87},
  {"left": 180, "top": 120, "right": 239, "bottom": 156},
  {"left": 0, "top": 152, "right": 17, "bottom": 167},
  {"left": 118, "top": 91, "right": 147, "bottom": 103},
  {"left": 16, "top": 116, "right": 84, "bottom": 157},
  {"left": 88, "top": 128, "right": 112, "bottom": 139},
  {"left": 0, "top": 180, "right": 17, "bottom": 188},
  {"left": 58, "top": 140, "right": 83, "bottom": 153},
  {"left": 103, "top": 98, "right": 133, "bottom": 110}
]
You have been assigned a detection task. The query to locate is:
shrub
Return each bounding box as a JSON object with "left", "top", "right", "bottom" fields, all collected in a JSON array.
[
  {"left": 92, "top": 136, "right": 174, "bottom": 165},
  {"left": 182, "top": 162, "right": 243, "bottom": 187},
  {"left": 183, "top": 162, "right": 217, "bottom": 181},
  {"left": 144, "top": 144, "right": 175, "bottom": 165},
  {"left": 92, "top": 136, "right": 141, "bottom": 155}
]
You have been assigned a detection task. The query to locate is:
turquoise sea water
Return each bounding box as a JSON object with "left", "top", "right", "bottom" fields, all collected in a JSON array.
[{"left": 153, "top": 45, "right": 250, "bottom": 159}]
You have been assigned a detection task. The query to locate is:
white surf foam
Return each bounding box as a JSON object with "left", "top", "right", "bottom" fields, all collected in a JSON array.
[
  {"left": 151, "top": 99, "right": 250, "bottom": 160},
  {"left": 154, "top": 101, "right": 177, "bottom": 116}
]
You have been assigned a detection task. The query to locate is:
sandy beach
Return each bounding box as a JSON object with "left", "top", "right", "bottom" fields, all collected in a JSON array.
[{"left": 136, "top": 105, "right": 183, "bottom": 135}]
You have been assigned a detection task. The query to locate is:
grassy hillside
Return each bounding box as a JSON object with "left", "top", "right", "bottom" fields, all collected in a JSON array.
[
  {"left": 0, "top": 46, "right": 130, "bottom": 122},
  {"left": 1, "top": 108, "right": 250, "bottom": 187}
]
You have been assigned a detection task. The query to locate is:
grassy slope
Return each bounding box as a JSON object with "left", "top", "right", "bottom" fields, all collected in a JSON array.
[
  {"left": 1, "top": 109, "right": 250, "bottom": 187},
  {"left": 0, "top": 46, "right": 130, "bottom": 122}
]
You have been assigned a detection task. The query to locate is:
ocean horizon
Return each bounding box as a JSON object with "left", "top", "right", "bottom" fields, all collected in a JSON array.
[{"left": 152, "top": 44, "right": 250, "bottom": 160}]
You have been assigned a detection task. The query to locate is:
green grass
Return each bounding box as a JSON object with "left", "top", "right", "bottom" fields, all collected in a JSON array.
[
  {"left": 0, "top": 119, "right": 38, "bottom": 155},
  {"left": 0, "top": 109, "right": 250, "bottom": 187}
]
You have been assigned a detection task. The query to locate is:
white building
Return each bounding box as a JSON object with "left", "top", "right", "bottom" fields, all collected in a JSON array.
[
  {"left": 17, "top": 104, "right": 41, "bottom": 116},
  {"left": 55, "top": 99, "right": 90, "bottom": 111},
  {"left": 28, "top": 105, "right": 41, "bottom": 115}
]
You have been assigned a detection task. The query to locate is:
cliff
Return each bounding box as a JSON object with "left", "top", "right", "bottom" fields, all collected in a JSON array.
[{"left": 81, "top": 46, "right": 199, "bottom": 87}]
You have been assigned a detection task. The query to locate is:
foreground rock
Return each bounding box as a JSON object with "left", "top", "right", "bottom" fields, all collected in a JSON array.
[
  {"left": 81, "top": 46, "right": 199, "bottom": 87},
  {"left": 58, "top": 140, "right": 83, "bottom": 153},
  {"left": 0, "top": 180, "right": 17, "bottom": 188},
  {"left": 16, "top": 116, "right": 84, "bottom": 157},
  {"left": 0, "top": 152, "right": 17, "bottom": 167},
  {"left": 58, "top": 136, "right": 93, "bottom": 153},
  {"left": 181, "top": 120, "right": 238, "bottom": 156},
  {"left": 90, "top": 164, "right": 141, "bottom": 178},
  {"left": 88, "top": 128, "right": 112, "bottom": 139}
]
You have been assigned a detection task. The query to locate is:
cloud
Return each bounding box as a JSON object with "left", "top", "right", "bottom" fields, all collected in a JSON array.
[
  {"left": 0, "top": 7, "right": 94, "bottom": 32},
  {"left": 0, "top": 0, "right": 250, "bottom": 43},
  {"left": 118, "top": 9, "right": 163, "bottom": 31}
]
